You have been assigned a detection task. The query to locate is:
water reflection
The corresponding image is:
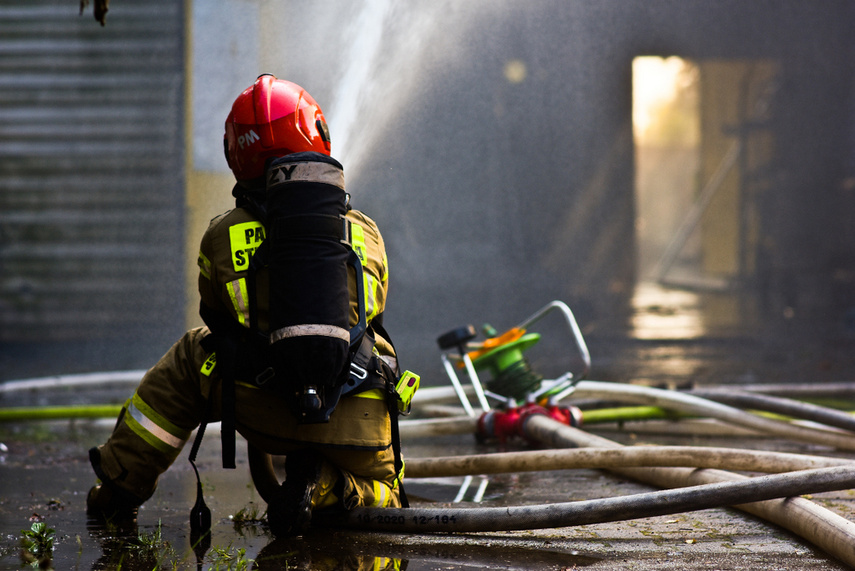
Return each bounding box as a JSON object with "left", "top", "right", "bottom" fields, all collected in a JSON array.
[
  {"left": 80, "top": 506, "right": 601, "bottom": 571},
  {"left": 253, "top": 530, "right": 600, "bottom": 570},
  {"left": 451, "top": 474, "right": 490, "bottom": 503},
  {"left": 254, "top": 536, "right": 403, "bottom": 570},
  {"left": 630, "top": 282, "right": 707, "bottom": 340},
  {"left": 84, "top": 521, "right": 599, "bottom": 570}
]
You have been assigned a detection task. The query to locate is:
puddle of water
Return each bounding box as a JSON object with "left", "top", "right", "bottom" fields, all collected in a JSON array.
[{"left": 0, "top": 424, "right": 601, "bottom": 570}]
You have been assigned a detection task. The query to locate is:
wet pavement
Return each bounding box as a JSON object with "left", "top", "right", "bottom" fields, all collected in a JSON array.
[
  {"left": 3, "top": 407, "right": 855, "bottom": 569},
  {"left": 2, "top": 286, "right": 855, "bottom": 570}
]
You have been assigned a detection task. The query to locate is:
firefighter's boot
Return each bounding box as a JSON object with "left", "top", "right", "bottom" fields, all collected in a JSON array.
[
  {"left": 86, "top": 482, "right": 141, "bottom": 525},
  {"left": 266, "top": 451, "right": 338, "bottom": 537}
]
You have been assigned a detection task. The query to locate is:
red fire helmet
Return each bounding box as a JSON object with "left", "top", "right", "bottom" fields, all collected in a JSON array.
[{"left": 224, "top": 74, "right": 331, "bottom": 181}]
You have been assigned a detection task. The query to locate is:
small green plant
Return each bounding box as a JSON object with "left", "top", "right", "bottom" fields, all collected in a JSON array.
[
  {"left": 230, "top": 503, "right": 265, "bottom": 537},
  {"left": 92, "top": 519, "right": 179, "bottom": 570},
  {"left": 208, "top": 544, "right": 255, "bottom": 571},
  {"left": 129, "top": 520, "right": 178, "bottom": 562},
  {"left": 232, "top": 503, "right": 261, "bottom": 524},
  {"left": 20, "top": 521, "right": 55, "bottom": 569}
]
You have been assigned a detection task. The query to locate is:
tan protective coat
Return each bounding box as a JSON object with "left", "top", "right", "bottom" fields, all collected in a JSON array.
[{"left": 93, "top": 196, "right": 401, "bottom": 509}]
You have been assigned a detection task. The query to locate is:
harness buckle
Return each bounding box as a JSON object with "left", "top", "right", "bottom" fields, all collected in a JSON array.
[
  {"left": 349, "top": 362, "right": 368, "bottom": 381},
  {"left": 255, "top": 367, "right": 275, "bottom": 386},
  {"left": 340, "top": 216, "right": 352, "bottom": 247}
]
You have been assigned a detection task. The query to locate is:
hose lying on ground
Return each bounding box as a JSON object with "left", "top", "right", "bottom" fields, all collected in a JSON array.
[
  {"left": 578, "top": 405, "right": 686, "bottom": 424},
  {"left": 0, "top": 404, "right": 122, "bottom": 422},
  {"left": 388, "top": 410, "right": 855, "bottom": 566},
  {"left": 564, "top": 380, "right": 855, "bottom": 451},
  {"left": 399, "top": 416, "right": 479, "bottom": 439},
  {"left": 521, "top": 414, "right": 855, "bottom": 569},
  {"left": 589, "top": 418, "right": 765, "bottom": 437},
  {"left": 412, "top": 382, "right": 855, "bottom": 449},
  {"left": 688, "top": 388, "right": 855, "bottom": 433},
  {"left": 318, "top": 465, "right": 855, "bottom": 533},
  {"left": 404, "top": 445, "right": 855, "bottom": 479},
  {"left": 737, "top": 382, "right": 855, "bottom": 399},
  {"left": 0, "top": 371, "right": 144, "bottom": 393}
]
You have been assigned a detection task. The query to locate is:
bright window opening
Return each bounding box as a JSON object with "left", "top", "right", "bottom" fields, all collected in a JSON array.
[{"left": 633, "top": 55, "right": 701, "bottom": 283}]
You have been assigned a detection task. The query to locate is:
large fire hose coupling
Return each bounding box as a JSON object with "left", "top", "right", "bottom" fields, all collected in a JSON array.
[
  {"left": 516, "top": 403, "right": 561, "bottom": 443},
  {"left": 518, "top": 402, "right": 583, "bottom": 429},
  {"left": 477, "top": 403, "right": 583, "bottom": 443},
  {"left": 477, "top": 408, "right": 522, "bottom": 443}
]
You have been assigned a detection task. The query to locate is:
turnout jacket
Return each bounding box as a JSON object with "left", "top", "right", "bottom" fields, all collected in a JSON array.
[
  {"left": 195, "top": 204, "right": 396, "bottom": 450},
  {"left": 197, "top": 206, "right": 392, "bottom": 356}
]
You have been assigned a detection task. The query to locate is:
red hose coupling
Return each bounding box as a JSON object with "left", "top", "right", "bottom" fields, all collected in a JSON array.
[
  {"left": 477, "top": 407, "right": 523, "bottom": 443},
  {"left": 478, "top": 403, "right": 583, "bottom": 443},
  {"left": 543, "top": 404, "right": 583, "bottom": 428}
]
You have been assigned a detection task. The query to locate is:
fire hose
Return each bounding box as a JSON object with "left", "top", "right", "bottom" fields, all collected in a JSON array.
[
  {"left": 318, "top": 464, "right": 855, "bottom": 534},
  {"left": 324, "top": 411, "right": 855, "bottom": 568}
]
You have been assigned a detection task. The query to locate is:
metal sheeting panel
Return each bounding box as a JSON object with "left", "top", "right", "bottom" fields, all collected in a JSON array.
[{"left": 0, "top": 1, "right": 185, "bottom": 364}]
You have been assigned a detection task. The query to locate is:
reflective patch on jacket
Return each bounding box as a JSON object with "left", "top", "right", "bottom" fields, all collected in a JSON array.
[
  {"left": 200, "top": 352, "right": 217, "bottom": 376},
  {"left": 227, "top": 277, "right": 250, "bottom": 327},
  {"left": 352, "top": 222, "right": 380, "bottom": 321},
  {"left": 228, "top": 221, "right": 265, "bottom": 272}
]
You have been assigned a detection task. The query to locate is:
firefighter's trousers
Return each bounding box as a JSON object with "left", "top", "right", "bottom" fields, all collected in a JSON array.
[{"left": 90, "top": 326, "right": 402, "bottom": 511}]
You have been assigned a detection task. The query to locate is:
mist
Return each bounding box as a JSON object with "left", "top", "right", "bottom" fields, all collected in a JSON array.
[{"left": 2, "top": 0, "right": 853, "bottom": 384}]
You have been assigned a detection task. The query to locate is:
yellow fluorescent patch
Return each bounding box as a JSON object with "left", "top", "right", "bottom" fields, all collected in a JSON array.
[
  {"left": 201, "top": 352, "right": 217, "bottom": 376},
  {"left": 351, "top": 222, "right": 366, "bottom": 262},
  {"left": 197, "top": 250, "right": 212, "bottom": 280},
  {"left": 229, "top": 221, "right": 266, "bottom": 272}
]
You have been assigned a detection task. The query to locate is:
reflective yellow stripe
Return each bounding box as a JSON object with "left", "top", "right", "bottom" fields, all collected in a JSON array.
[
  {"left": 351, "top": 222, "right": 366, "bottom": 262},
  {"left": 352, "top": 388, "right": 385, "bottom": 400},
  {"left": 124, "top": 393, "right": 190, "bottom": 454},
  {"left": 371, "top": 479, "right": 390, "bottom": 507},
  {"left": 365, "top": 275, "right": 380, "bottom": 321},
  {"left": 351, "top": 223, "right": 380, "bottom": 319},
  {"left": 228, "top": 221, "right": 265, "bottom": 272},
  {"left": 227, "top": 278, "right": 250, "bottom": 327},
  {"left": 197, "top": 250, "right": 212, "bottom": 280}
]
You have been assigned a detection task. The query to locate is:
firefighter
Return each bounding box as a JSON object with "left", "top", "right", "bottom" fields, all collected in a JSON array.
[{"left": 87, "top": 74, "right": 405, "bottom": 537}]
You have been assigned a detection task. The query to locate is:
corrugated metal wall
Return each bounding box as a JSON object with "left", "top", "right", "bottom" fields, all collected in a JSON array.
[{"left": 0, "top": 0, "right": 185, "bottom": 379}]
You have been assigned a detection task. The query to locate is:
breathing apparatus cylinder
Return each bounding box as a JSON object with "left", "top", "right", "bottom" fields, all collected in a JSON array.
[{"left": 264, "top": 152, "right": 351, "bottom": 423}]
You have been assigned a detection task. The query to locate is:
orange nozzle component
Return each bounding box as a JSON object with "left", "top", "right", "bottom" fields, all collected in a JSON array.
[{"left": 465, "top": 327, "right": 526, "bottom": 363}]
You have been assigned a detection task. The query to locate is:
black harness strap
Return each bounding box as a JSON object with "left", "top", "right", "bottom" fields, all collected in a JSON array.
[
  {"left": 188, "top": 388, "right": 213, "bottom": 468},
  {"left": 370, "top": 316, "right": 410, "bottom": 508},
  {"left": 198, "top": 305, "right": 242, "bottom": 469},
  {"left": 220, "top": 378, "right": 236, "bottom": 469}
]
